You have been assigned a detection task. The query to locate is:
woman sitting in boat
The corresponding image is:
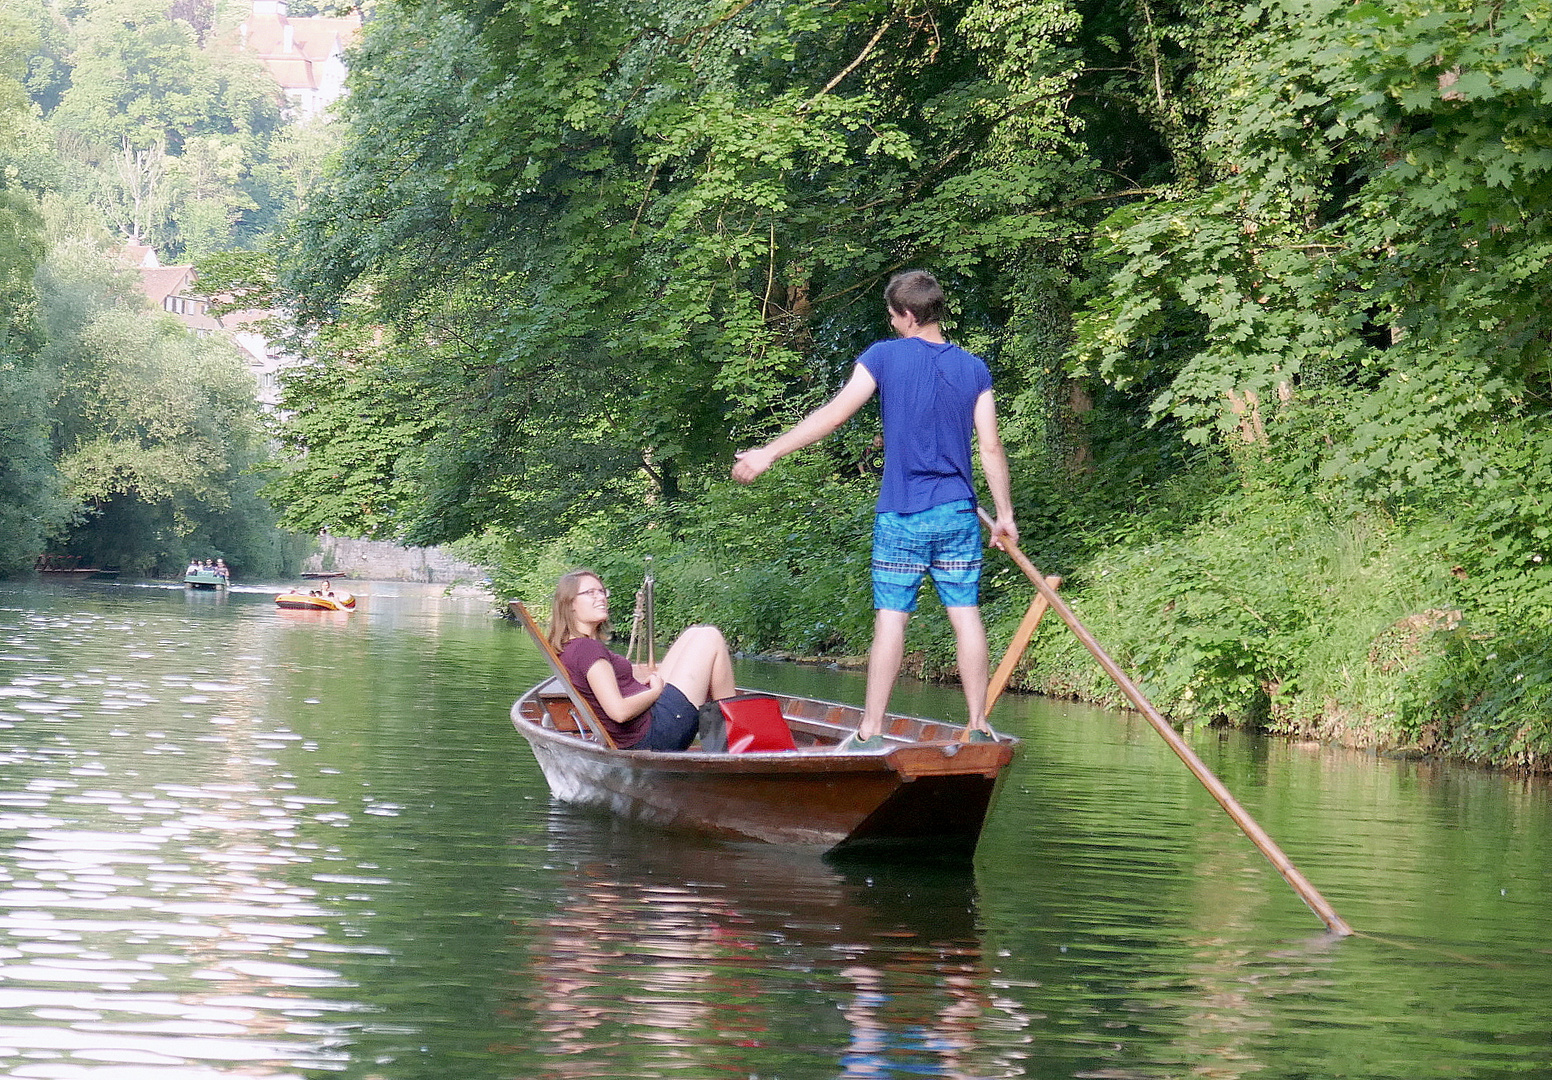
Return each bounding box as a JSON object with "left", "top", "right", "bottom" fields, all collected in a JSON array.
[{"left": 549, "top": 568, "right": 735, "bottom": 751}]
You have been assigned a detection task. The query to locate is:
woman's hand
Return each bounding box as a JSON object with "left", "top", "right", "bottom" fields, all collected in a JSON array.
[{"left": 588, "top": 658, "right": 662, "bottom": 723}]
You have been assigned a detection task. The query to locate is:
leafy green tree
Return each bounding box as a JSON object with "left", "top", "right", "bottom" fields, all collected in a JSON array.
[
  {"left": 51, "top": 0, "right": 218, "bottom": 153},
  {"left": 33, "top": 234, "right": 277, "bottom": 574},
  {"left": 10, "top": 0, "right": 73, "bottom": 114},
  {"left": 1078, "top": 0, "right": 1552, "bottom": 482},
  {"left": 170, "top": 133, "right": 258, "bottom": 259},
  {"left": 259, "top": 319, "right": 441, "bottom": 539},
  {"left": 1062, "top": 0, "right": 1552, "bottom": 759},
  {"left": 276, "top": 0, "right": 1110, "bottom": 545},
  {"left": 0, "top": 7, "right": 74, "bottom": 573},
  {"left": 48, "top": 0, "right": 286, "bottom": 253}
]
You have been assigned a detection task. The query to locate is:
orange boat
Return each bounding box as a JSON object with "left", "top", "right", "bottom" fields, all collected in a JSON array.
[{"left": 275, "top": 588, "right": 356, "bottom": 612}]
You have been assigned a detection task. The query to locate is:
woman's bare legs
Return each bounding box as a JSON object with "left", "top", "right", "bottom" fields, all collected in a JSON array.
[{"left": 654, "top": 624, "right": 736, "bottom": 707}]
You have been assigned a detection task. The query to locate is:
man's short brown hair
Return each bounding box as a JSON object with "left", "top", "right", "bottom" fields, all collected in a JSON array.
[{"left": 884, "top": 270, "right": 946, "bottom": 325}]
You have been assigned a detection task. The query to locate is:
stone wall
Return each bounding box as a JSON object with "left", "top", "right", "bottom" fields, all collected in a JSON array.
[{"left": 302, "top": 533, "right": 488, "bottom": 584}]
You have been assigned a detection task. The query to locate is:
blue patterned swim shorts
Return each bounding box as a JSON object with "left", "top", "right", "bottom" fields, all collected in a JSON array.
[{"left": 871, "top": 499, "right": 982, "bottom": 612}]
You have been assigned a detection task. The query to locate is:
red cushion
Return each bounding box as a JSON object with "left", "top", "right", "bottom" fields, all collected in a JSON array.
[{"left": 717, "top": 695, "right": 796, "bottom": 752}]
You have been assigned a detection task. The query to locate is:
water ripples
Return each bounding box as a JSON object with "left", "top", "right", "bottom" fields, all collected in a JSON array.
[
  {"left": 0, "top": 602, "right": 384, "bottom": 1077},
  {"left": 3, "top": 586, "right": 1550, "bottom": 1079}
]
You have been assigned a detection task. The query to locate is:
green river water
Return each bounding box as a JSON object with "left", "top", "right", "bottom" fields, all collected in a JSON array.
[{"left": 0, "top": 578, "right": 1547, "bottom": 1079}]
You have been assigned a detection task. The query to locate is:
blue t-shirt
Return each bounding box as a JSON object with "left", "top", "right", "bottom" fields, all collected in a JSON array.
[{"left": 857, "top": 337, "right": 992, "bottom": 514}]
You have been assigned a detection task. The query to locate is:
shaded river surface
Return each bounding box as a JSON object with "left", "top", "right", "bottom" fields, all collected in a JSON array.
[{"left": 0, "top": 578, "right": 1547, "bottom": 1080}]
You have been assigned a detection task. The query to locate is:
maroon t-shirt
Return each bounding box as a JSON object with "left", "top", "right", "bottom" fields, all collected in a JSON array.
[{"left": 558, "top": 636, "right": 651, "bottom": 749}]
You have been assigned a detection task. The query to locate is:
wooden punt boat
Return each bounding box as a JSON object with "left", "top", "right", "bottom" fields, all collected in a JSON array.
[
  {"left": 507, "top": 601, "right": 1017, "bottom": 856},
  {"left": 34, "top": 554, "right": 101, "bottom": 578},
  {"left": 275, "top": 589, "right": 356, "bottom": 611},
  {"left": 512, "top": 680, "right": 1017, "bottom": 855}
]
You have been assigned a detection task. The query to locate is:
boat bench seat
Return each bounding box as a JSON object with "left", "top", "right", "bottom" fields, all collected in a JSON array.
[{"left": 538, "top": 690, "right": 587, "bottom": 735}]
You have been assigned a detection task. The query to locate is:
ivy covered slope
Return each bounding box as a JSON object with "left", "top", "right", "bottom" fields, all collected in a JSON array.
[
  {"left": 272, "top": 0, "right": 1552, "bottom": 771},
  {"left": 1067, "top": 0, "right": 1552, "bottom": 769}
]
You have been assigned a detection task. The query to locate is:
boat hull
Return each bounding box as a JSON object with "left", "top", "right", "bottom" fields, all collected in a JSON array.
[
  {"left": 512, "top": 682, "right": 1016, "bottom": 854},
  {"left": 185, "top": 571, "right": 228, "bottom": 589}
]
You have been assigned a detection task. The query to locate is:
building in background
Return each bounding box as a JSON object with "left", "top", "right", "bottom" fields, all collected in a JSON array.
[
  {"left": 238, "top": 0, "right": 362, "bottom": 120},
  {"left": 120, "top": 244, "right": 296, "bottom": 411}
]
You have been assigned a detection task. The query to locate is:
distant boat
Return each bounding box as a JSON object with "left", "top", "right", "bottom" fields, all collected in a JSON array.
[
  {"left": 299, "top": 571, "right": 348, "bottom": 579},
  {"left": 275, "top": 587, "right": 356, "bottom": 612},
  {"left": 184, "top": 568, "right": 229, "bottom": 590},
  {"left": 34, "top": 554, "right": 100, "bottom": 577}
]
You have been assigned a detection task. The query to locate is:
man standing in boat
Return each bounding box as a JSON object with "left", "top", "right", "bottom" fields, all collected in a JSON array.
[{"left": 732, "top": 270, "right": 1018, "bottom": 747}]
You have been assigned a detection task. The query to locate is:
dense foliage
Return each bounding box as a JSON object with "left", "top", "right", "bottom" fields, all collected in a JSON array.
[
  {"left": 0, "top": 0, "right": 322, "bottom": 576},
  {"left": 255, "top": 0, "right": 1552, "bottom": 771},
  {"left": 1067, "top": 0, "right": 1552, "bottom": 767},
  {"left": 272, "top": 0, "right": 1112, "bottom": 545}
]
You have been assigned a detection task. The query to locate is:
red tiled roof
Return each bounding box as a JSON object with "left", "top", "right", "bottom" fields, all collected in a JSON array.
[
  {"left": 263, "top": 55, "right": 319, "bottom": 90},
  {"left": 120, "top": 242, "right": 158, "bottom": 268},
  {"left": 242, "top": 9, "right": 360, "bottom": 92},
  {"left": 139, "top": 266, "right": 196, "bottom": 307},
  {"left": 244, "top": 13, "right": 358, "bottom": 61}
]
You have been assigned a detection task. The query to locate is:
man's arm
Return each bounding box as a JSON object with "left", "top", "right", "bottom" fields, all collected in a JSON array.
[
  {"left": 732, "top": 364, "right": 878, "bottom": 483},
  {"left": 973, "top": 389, "right": 1018, "bottom": 550}
]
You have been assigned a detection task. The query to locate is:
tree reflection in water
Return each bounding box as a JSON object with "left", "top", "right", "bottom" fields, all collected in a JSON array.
[{"left": 499, "top": 807, "right": 1031, "bottom": 1077}]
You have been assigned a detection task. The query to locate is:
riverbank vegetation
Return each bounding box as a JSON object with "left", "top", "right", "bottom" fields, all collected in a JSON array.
[{"left": 6, "top": 0, "right": 1550, "bottom": 771}]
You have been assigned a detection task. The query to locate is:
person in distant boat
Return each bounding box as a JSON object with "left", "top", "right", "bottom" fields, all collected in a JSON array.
[
  {"left": 216, "top": 559, "right": 229, "bottom": 579},
  {"left": 732, "top": 269, "right": 1018, "bottom": 748},
  {"left": 549, "top": 568, "right": 736, "bottom": 751}
]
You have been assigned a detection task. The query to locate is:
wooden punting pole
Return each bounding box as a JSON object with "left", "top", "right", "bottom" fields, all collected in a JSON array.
[
  {"left": 628, "top": 556, "right": 657, "bottom": 672},
  {"left": 979, "top": 508, "right": 1353, "bottom": 937}
]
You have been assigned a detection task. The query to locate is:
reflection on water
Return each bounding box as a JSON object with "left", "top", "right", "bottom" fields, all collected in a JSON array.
[
  {"left": 0, "top": 580, "right": 1549, "bottom": 1080},
  {"left": 0, "top": 592, "right": 380, "bottom": 1076},
  {"left": 511, "top": 810, "right": 1028, "bottom": 1078}
]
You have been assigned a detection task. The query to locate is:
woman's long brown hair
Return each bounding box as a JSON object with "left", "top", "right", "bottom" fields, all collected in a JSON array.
[{"left": 548, "top": 568, "right": 610, "bottom": 652}]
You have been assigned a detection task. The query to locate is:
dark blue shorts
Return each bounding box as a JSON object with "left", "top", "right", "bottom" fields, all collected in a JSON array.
[{"left": 639, "top": 683, "right": 699, "bottom": 752}]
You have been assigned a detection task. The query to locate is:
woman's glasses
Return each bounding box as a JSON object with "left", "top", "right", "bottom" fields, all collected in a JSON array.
[{"left": 577, "top": 587, "right": 610, "bottom": 599}]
